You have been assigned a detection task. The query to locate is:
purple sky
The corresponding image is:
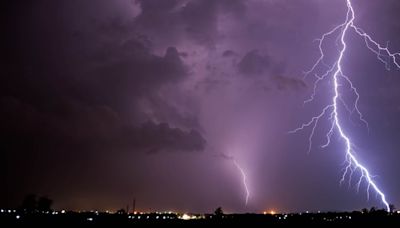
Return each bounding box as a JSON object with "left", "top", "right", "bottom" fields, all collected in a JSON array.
[{"left": 2, "top": 0, "right": 400, "bottom": 213}]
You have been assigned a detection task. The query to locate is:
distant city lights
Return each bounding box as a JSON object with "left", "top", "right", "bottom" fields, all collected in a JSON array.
[
  {"left": 0, "top": 207, "right": 396, "bottom": 224},
  {"left": 180, "top": 214, "right": 191, "bottom": 220},
  {"left": 263, "top": 210, "right": 276, "bottom": 215}
]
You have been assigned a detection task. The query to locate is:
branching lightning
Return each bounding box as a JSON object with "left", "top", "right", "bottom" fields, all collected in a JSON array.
[
  {"left": 233, "top": 159, "right": 250, "bottom": 206},
  {"left": 291, "top": 0, "right": 400, "bottom": 212}
]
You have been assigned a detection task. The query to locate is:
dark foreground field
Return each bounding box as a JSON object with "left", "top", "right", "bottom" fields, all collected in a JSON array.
[{"left": 1, "top": 211, "right": 400, "bottom": 226}]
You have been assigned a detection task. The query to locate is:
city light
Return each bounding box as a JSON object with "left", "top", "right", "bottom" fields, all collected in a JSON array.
[
  {"left": 263, "top": 210, "right": 276, "bottom": 215},
  {"left": 180, "top": 214, "right": 191, "bottom": 220}
]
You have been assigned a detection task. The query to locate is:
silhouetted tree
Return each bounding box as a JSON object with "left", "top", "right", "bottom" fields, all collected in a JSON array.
[
  {"left": 20, "top": 194, "right": 53, "bottom": 213},
  {"left": 361, "top": 208, "right": 369, "bottom": 214},
  {"left": 117, "top": 209, "right": 126, "bottom": 215},
  {"left": 389, "top": 204, "right": 396, "bottom": 213},
  {"left": 370, "top": 206, "right": 376, "bottom": 213},
  {"left": 37, "top": 196, "right": 53, "bottom": 212},
  {"left": 214, "top": 207, "right": 224, "bottom": 217},
  {"left": 21, "top": 194, "right": 37, "bottom": 212}
]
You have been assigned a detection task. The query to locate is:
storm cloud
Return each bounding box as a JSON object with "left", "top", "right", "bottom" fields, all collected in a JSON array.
[{"left": 2, "top": 0, "right": 400, "bottom": 213}]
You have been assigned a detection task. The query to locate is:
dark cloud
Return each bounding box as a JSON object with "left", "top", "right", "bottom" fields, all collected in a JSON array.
[
  {"left": 88, "top": 42, "right": 188, "bottom": 109},
  {"left": 181, "top": 0, "right": 245, "bottom": 46},
  {"left": 1, "top": 0, "right": 207, "bottom": 208},
  {"left": 134, "top": 0, "right": 245, "bottom": 47},
  {"left": 0, "top": 96, "right": 205, "bottom": 155},
  {"left": 132, "top": 121, "right": 206, "bottom": 154},
  {"left": 134, "top": 0, "right": 182, "bottom": 45},
  {"left": 222, "top": 50, "right": 237, "bottom": 58},
  {"left": 235, "top": 50, "right": 305, "bottom": 91},
  {"left": 273, "top": 76, "right": 307, "bottom": 91},
  {"left": 180, "top": 0, "right": 219, "bottom": 46},
  {"left": 238, "top": 50, "right": 270, "bottom": 76}
]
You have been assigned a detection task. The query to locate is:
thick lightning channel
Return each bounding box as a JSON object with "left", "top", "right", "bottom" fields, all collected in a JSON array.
[
  {"left": 233, "top": 160, "right": 250, "bottom": 206},
  {"left": 291, "top": 0, "right": 400, "bottom": 212}
]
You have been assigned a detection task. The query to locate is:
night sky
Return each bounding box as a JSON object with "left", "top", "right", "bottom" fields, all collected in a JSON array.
[{"left": 2, "top": 0, "right": 400, "bottom": 213}]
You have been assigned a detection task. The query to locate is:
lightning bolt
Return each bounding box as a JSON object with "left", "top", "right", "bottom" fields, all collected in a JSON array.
[
  {"left": 291, "top": 0, "right": 400, "bottom": 212},
  {"left": 213, "top": 152, "right": 250, "bottom": 206},
  {"left": 233, "top": 159, "right": 250, "bottom": 206}
]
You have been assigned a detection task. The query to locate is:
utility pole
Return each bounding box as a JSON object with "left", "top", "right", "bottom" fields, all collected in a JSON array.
[{"left": 132, "top": 198, "right": 136, "bottom": 214}]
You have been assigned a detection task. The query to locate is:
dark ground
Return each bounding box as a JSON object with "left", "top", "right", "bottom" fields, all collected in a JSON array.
[{"left": 1, "top": 210, "right": 400, "bottom": 226}]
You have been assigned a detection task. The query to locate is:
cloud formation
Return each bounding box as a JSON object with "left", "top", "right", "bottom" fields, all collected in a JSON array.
[{"left": 3, "top": 0, "right": 400, "bottom": 213}]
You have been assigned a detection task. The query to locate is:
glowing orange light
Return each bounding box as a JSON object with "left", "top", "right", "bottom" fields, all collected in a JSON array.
[{"left": 263, "top": 210, "right": 276, "bottom": 215}]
